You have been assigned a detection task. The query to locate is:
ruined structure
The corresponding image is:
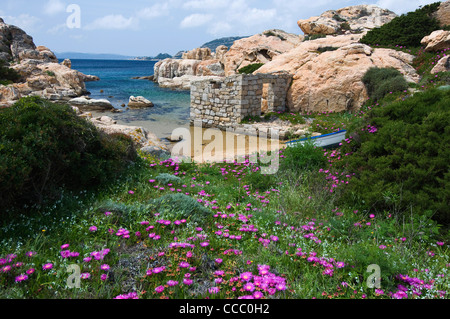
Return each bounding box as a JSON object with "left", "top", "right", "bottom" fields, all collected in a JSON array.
[{"left": 190, "top": 73, "right": 292, "bottom": 130}]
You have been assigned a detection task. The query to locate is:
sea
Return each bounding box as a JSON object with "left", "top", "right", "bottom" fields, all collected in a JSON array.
[{"left": 68, "top": 59, "right": 191, "bottom": 140}]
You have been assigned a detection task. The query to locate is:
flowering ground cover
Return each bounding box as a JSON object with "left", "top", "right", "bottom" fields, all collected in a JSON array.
[{"left": 0, "top": 46, "right": 449, "bottom": 300}]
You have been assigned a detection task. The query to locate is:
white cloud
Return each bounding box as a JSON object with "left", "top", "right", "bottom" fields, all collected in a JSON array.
[
  {"left": 376, "top": 0, "right": 438, "bottom": 14},
  {"left": 137, "top": 3, "right": 170, "bottom": 20},
  {"left": 84, "top": 14, "right": 138, "bottom": 30},
  {"left": 180, "top": 13, "right": 213, "bottom": 28},
  {"left": 208, "top": 21, "right": 233, "bottom": 36},
  {"left": 183, "top": 0, "right": 229, "bottom": 10},
  {"left": 2, "top": 14, "right": 41, "bottom": 33},
  {"left": 43, "top": 0, "right": 66, "bottom": 16}
]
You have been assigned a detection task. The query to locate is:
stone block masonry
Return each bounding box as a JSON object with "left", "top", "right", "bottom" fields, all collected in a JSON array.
[{"left": 190, "top": 73, "right": 292, "bottom": 131}]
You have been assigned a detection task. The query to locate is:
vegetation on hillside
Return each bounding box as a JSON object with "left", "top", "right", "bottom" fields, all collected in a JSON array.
[{"left": 360, "top": 2, "right": 443, "bottom": 47}]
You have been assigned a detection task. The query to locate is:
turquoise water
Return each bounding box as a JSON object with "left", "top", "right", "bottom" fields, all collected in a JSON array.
[{"left": 69, "top": 59, "right": 191, "bottom": 139}]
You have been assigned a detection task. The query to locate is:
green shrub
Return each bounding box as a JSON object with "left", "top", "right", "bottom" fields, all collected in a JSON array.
[
  {"left": 148, "top": 193, "right": 212, "bottom": 223},
  {"left": 280, "top": 140, "right": 327, "bottom": 173},
  {"left": 238, "top": 63, "right": 264, "bottom": 74},
  {"left": 0, "top": 97, "right": 138, "bottom": 209},
  {"left": 362, "top": 67, "right": 408, "bottom": 102},
  {"left": 155, "top": 173, "right": 182, "bottom": 185},
  {"left": 338, "top": 88, "right": 450, "bottom": 226},
  {"left": 360, "top": 2, "right": 441, "bottom": 47},
  {"left": 316, "top": 46, "right": 339, "bottom": 53},
  {"left": 304, "top": 33, "right": 327, "bottom": 41},
  {"left": 0, "top": 60, "right": 20, "bottom": 85}
]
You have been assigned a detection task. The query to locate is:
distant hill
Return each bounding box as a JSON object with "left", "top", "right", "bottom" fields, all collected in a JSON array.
[
  {"left": 133, "top": 53, "right": 172, "bottom": 61},
  {"left": 55, "top": 52, "right": 134, "bottom": 60},
  {"left": 200, "top": 36, "right": 248, "bottom": 52}
]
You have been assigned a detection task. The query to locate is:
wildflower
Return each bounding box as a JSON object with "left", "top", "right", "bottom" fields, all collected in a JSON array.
[
  {"left": 80, "top": 273, "right": 91, "bottom": 279},
  {"left": 167, "top": 280, "right": 179, "bottom": 287},
  {"left": 244, "top": 282, "right": 255, "bottom": 292},
  {"left": 61, "top": 244, "right": 70, "bottom": 250},
  {"left": 89, "top": 226, "right": 97, "bottom": 232},
  {"left": 83, "top": 257, "right": 92, "bottom": 263},
  {"left": 240, "top": 272, "right": 253, "bottom": 282},
  {"left": 152, "top": 267, "right": 165, "bottom": 274},
  {"left": 155, "top": 286, "right": 165, "bottom": 293},
  {"left": 183, "top": 278, "right": 193, "bottom": 285},
  {"left": 42, "top": 263, "right": 53, "bottom": 270},
  {"left": 15, "top": 274, "right": 28, "bottom": 282},
  {"left": 209, "top": 287, "right": 220, "bottom": 294},
  {"left": 253, "top": 291, "right": 264, "bottom": 299},
  {"left": 26, "top": 268, "right": 35, "bottom": 275},
  {"left": 179, "top": 261, "right": 190, "bottom": 268},
  {"left": 101, "top": 274, "right": 108, "bottom": 281},
  {"left": 215, "top": 258, "right": 223, "bottom": 264},
  {"left": 114, "top": 292, "right": 138, "bottom": 299},
  {"left": 100, "top": 264, "right": 110, "bottom": 271}
]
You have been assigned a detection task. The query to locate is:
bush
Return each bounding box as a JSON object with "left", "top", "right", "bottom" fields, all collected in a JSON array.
[
  {"left": 280, "top": 140, "right": 327, "bottom": 173},
  {"left": 0, "top": 97, "right": 138, "bottom": 209},
  {"left": 304, "top": 33, "right": 327, "bottom": 41},
  {"left": 0, "top": 60, "right": 20, "bottom": 85},
  {"left": 316, "top": 46, "right": 339, "bottom": 53},
  {"left": 148, "top": 193, "right": 212, "bottom": 223},
  {"left": 362, "top": 67, "right": 408, "bottom": 102},
  {"left": 238, "top": 63, "right": 264, "bottom": 74},
  {"left": 155, "top": 173, "right": 182, "bottom": 185},
  {"left": 360, "top": 2, "right": 441, "bottom": 47},
  {"left": 337, "top": 88, "right": 450, "bottom": 226}
]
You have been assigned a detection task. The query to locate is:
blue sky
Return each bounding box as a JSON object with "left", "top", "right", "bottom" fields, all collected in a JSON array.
[{"left": 0, "top": 0, "right": 440, "bottom": 57}]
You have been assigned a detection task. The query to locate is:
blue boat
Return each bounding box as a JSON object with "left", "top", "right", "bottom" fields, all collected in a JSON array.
[{"left": 285, "top": 130, "right": 347, "bottom": 149}]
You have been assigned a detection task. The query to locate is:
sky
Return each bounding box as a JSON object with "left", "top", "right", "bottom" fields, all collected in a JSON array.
[{"left": 0, "top": 0, "right": 441, "bottom": 57}]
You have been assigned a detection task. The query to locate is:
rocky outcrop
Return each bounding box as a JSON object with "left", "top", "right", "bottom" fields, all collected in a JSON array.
[
  {"left": 431, "top": 55, "right": 450, "bottom": 74},
  {"left": 0, "top": 18, "right": 98, "bottom": 107},
  {"left": 153, "top": 56, "right": 225, "bottom": 90},
  {"left": 256, "top": 34, "right": 419, "bottom": 113},
  {"left": 128, "top": 96, "right": 154, "bottom": 108},
  {"left": 297, "top": 5, "right": 397, "bottom": 35},
  {"left": 221, "top": 29, "right": 303, "bottom": 76},
  {"left": 181, "top": 47, "right": 213, "bottom": 60},
  {"left": 421, "top": 30, "right": 450, "bottom": 52},
  {"left": 432, "top": 0, "right": 450, "bottom": 27}
]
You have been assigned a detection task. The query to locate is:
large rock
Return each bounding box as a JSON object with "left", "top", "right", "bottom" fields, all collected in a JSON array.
[
  {"left": 182, "top": 47, "right": 213, "bottom": 60},
  {"left": 256, "top": 34, "right": 419, "bottom": 113},
  {"left": 298, "top": 4, "right": 397, "bottom": 35},
  {"left": 421, "top": 30, "right": 450, "bottom": 52},
  {"left": 68, "top": 97, "right": 114, "bottom": 111},
  {"left": 221, "top": 29, "right": 303, "bottom": 76},
  {"left": 432, "top": 0, "right": 450, "bottom": 27},
  {"left": 431, "top": 55, "right": 450, "bottom": 74},
  {"left": 128, "top": 96, "right": 154, "bottom": 108},
  {"left": 158, "top": 75, "right": 222, "bottom": 90}
]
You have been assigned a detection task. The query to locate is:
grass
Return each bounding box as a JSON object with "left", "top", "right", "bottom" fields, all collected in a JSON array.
[{"left": 0, "top": 141, "right": 448, "bottom": 300}]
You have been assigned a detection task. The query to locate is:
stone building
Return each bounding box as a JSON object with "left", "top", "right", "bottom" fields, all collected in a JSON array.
[{"left": 190, "top": 73, "right": 292, "bottom": 130}]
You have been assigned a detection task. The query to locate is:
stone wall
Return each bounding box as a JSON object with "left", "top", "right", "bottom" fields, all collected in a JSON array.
[{"left": 190, "top": 73, "right": 292, "bottom": 130}]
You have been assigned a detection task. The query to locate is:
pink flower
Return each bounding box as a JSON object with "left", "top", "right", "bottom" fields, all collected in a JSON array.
[
  {"left": 42, "top": 263, "right": 53, "bottom": 270},
  {"left": 155, "top": 285, "right": 165, "bottom": 293},
  {"left": 15, "top": 274, "right": 28, "bottom": 282},
  {"left": 89, "top": 226, "right": 97, "bottom": 232}
]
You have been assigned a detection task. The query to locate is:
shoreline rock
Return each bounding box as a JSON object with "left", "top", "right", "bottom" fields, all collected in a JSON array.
[{"left": 128, "top": 96, "right": 154, "bottom": 108}]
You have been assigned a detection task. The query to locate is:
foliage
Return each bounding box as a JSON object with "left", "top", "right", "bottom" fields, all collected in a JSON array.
[
  {"left": 0, "top": 97, "right": 138, "bottom": 210},
  {"left": 360, "top": 2, "right": 441, "bottom": 47},
  {"left": 0, "top": 60, "right": 20, "bottom": 85},
  {"left": 317, "top": 46, "right": 339, "bottom": 53},
  {"left": 147, "top": 193, "right": 212, "bottom": 223},
  {"left": 280, "top": 140, "right": 327, "bottom": 173},
  {"left": 238, "top": 63, "right": 264, "bottom": 74},
  {"left": 362, "top": 67, "right": 409, "bottom": 102},
  {"left": 304, "top": 33, "right": 327, "bottom": 41},
  {"left": 155, "top": 173, "right": 182, "bottom": 185},
  {"left": 338, "top": 88, "right": 450, "bottom": 226}
]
